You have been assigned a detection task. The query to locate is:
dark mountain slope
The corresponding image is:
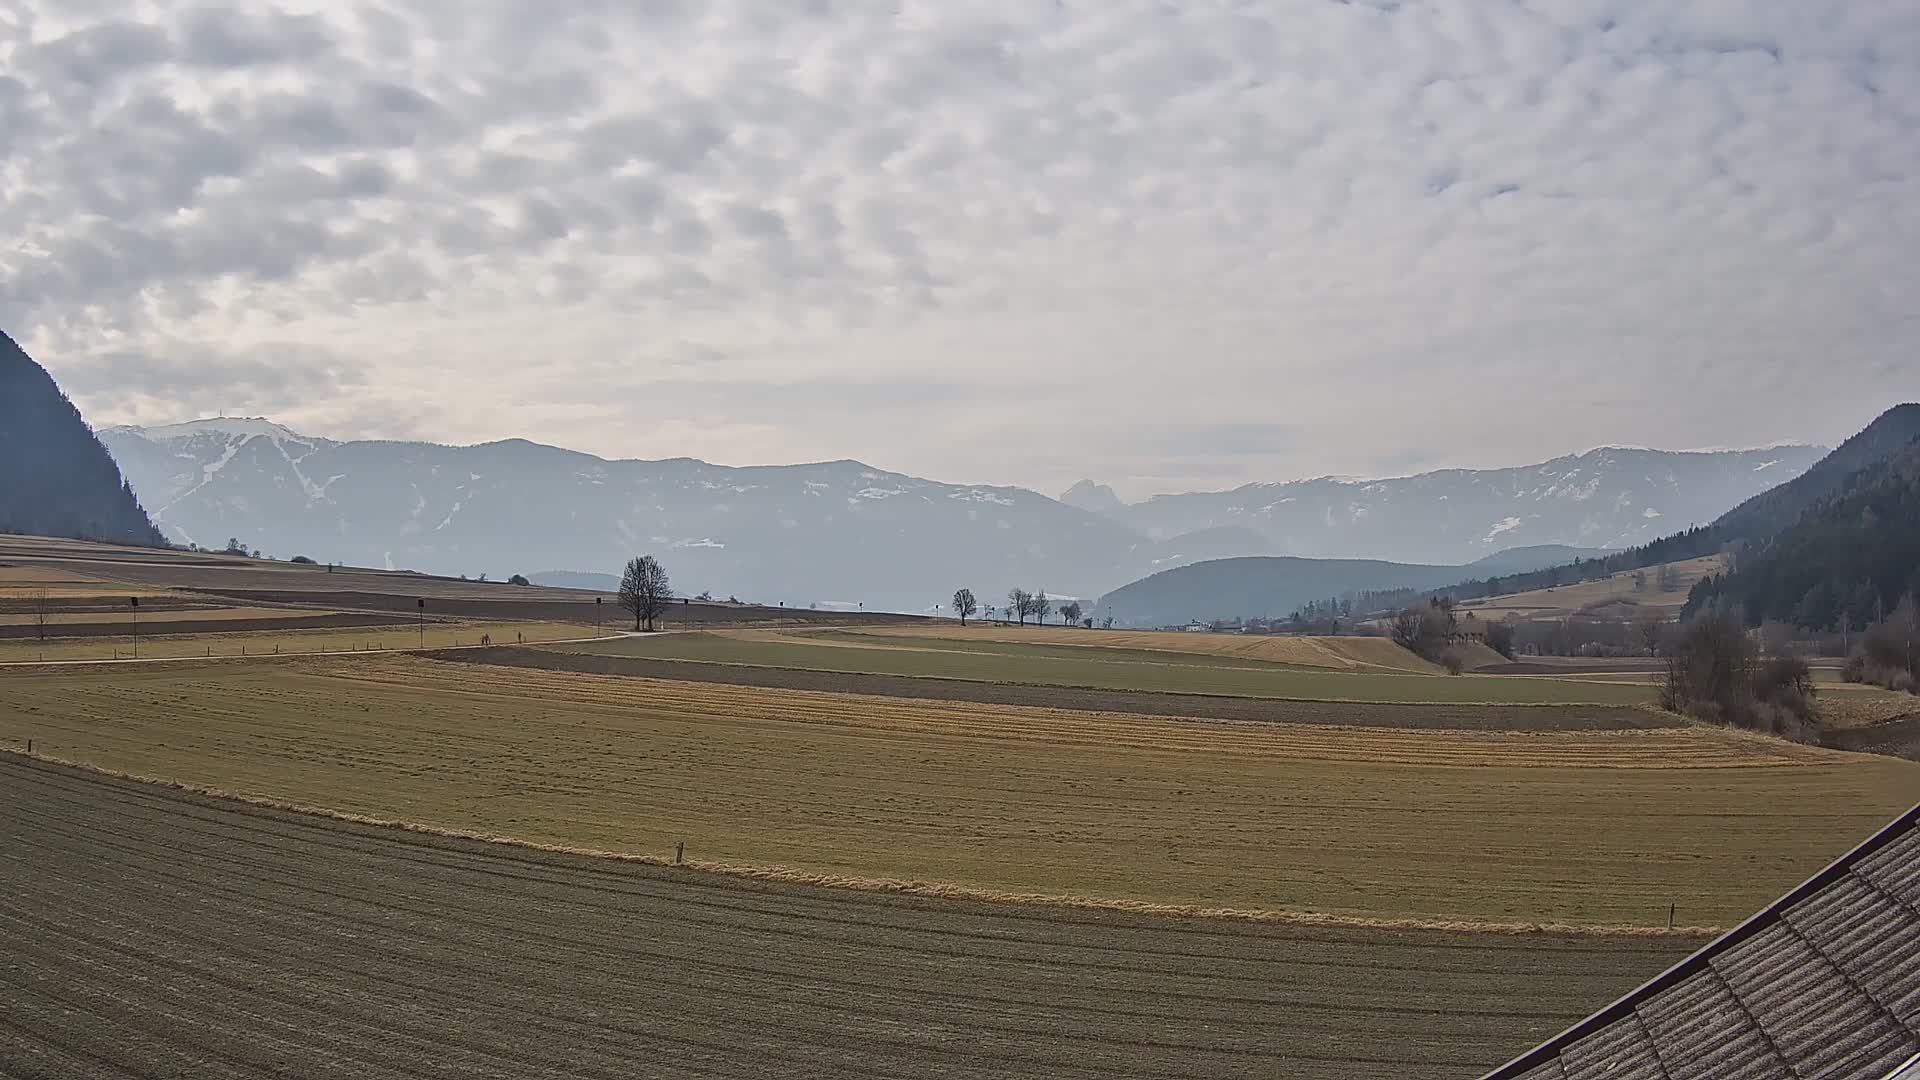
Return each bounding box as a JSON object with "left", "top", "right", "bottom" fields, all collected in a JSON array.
[
  {"left": 0, "top": 331, "right": 165, "bottom": 547},
  {"left": 1684, "top": 433, "right": 1920, "bottom": 627}
]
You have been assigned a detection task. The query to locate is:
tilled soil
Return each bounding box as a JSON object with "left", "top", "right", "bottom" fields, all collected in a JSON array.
[
  {"left": 440, "top": 646, "right": 1679, "bottom": 730},
  {"left": 0, "top": 755, "right": 1689, "bottom": 1080}
]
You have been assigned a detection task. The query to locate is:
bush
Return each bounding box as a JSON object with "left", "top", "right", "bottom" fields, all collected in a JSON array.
[
  {"left": 1485, "top": 620, "right": 1516, "bottom": 660},
  {"left": 289, "top": 555, "right": 316, "bottom": 565},
  {"left": 1439, "top": 648, "right": 1464, "bottom": 675},
  {"left": 1660, "top": 613, "right": 1816, "bottom": 739},
  {"left": 508, "top": 574, "right": 531, "bottom": 587}
]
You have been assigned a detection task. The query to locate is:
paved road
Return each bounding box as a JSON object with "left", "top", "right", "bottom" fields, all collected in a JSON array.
[{"left": 0, "top": 756, "right": 1688, "bottom": 1079}]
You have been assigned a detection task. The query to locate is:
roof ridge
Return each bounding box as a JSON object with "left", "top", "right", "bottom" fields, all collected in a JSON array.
[{"left": 1482, "top": 803, "right": 1920, "bottom": 1078}]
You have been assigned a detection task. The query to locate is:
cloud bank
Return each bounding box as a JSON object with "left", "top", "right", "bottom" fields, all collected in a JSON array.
[{"left": 3, "top": 1, "right": 1916, "bottom": 495}]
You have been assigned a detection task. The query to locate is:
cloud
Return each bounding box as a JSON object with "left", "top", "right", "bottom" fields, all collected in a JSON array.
[{"left": 1, "top": 0, "right": 1916, "bottom": 498}]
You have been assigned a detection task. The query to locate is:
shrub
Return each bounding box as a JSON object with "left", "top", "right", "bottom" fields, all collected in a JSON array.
[
  {"left": 1660, "top": 613, "right": 1816, "bottom": 739},
  {"left": 1439, "top": 648, "right": 1464, "bottom": 675},
  {"left": 508, "top": 574, "right": 531, "bottom": 587},
  {"left": 290, "top": 555, "right": 316, "bottom": 565}
]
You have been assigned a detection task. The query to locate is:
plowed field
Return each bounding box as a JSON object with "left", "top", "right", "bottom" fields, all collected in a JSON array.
[
  {"left": 3, "top": 657, "right": 1912, "bottom": 928},
  {"left": 0, "top": 756, "right": 1695, "bottom": 1079}
]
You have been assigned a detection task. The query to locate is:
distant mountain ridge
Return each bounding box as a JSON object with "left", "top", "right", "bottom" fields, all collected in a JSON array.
[
  {"left": 0, "top": 331, "right": 165, "bottom": 547},
  {"left": 1684, "top": 406, "right": 1920, "bottom": 626},
  {"left": 101, "top": 418, "right": 1827, "bottom": 612},
  {"left": 1093, "top": 547, "right": 1598, "bottom": 629},
  {"left": 1081, "top": 445, "right": 1826, "bottom": 565}
]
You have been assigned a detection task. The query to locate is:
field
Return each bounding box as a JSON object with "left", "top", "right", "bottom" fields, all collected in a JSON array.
[
  {"left": 3, "top": 656, "right": 1912, "bottom": 929},
  {"left": 0, "top": 756, "right": 1697, "bottom": 1080},
  {"left": 5, "top": 534, "right": 1916, "bottom": 1078},
  {"left": 0, "top": 620, "right": 592, "bottom": 662},
  {"left": 1458, "top": 555, "right": 1726, "bottom": 619},
  {"left": 545, "top": 628, "right": 1659, "bottom": 705}
]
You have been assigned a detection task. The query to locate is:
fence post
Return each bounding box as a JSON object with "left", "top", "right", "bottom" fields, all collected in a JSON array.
[
  {"left": 675, "top": 842, "right": 684, "bottom": 865},
  {"left": 1668, "top": 903, "right": 1675, "bottom": 929}
]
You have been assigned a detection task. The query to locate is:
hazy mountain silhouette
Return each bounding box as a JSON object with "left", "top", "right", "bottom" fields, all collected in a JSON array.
[{"left": 0, "top": 331, "right": 165, "bottom": 547}]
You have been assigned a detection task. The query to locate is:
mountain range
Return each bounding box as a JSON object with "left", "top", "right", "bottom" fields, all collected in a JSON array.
[
  {"left": 1063, "top": 444, "right": 1827, "bottom": 565},
  {"left": 0, "top": 331, "right": 164, "bottom": 547},
  {"left": 97, "top": 418, "right": 1824, "bottom": 612}
]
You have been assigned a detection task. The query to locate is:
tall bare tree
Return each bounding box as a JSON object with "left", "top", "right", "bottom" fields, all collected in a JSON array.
[
  {"left": 618, "top": 555, "right": 672, "bottom": 631},
  {"left": 1032, "top": 590, "right": 1052, "bottom": 627},
  {"left": 952, "top": 588, "right": 978, "bottom": 626},
  {"left": 1007, "top": 588, "right": 1031, "bottom": 626},
  {"left": 1060, "top": 600, "right": 1083, "bottom": 626},
  {"left": 30, "top": 587, "right": 51, "bottom": 642}
]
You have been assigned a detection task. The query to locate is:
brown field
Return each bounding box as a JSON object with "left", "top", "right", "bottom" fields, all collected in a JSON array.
[
  {"left": 3, "top": 656, "right": 1913, "bottom": 929},
  {"left": 0, "top": 756, "right": 1697, "bottom": 1080},
  {"left": 1459, "top": 555, "right": 1727, "bottom": 619},
  {"left": 862, "top": 623, "right": 1490, "bottom": 672},
  {"left": 0, "top": 535, "right": 928, "bottom": 630},
  {"left": 0, "top": 621, "right": 590, "bottom": 662},
  {"left": 450, "top": 646, "right": 1677, "bottom": 731}
]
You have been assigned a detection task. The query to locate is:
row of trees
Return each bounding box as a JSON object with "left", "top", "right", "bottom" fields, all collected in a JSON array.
[{"left": 951, "top": 587, "right": 1086, "bottom": 627}]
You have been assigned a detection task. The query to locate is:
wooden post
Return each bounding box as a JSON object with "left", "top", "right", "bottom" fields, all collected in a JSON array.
[
  {"left": 675, "top": 842, "right": 684, "bottom": 865},
  {"left": 1668, "top": 903, "right": 1675, "bottom": 929},
  {"left": 25, "top": 739, "right": 30, "bottom": 755}
]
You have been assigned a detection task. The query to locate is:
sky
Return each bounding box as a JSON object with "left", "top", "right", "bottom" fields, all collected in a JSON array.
[{"left": 2, "top": 1, "right": 1917, "bottom": 499}]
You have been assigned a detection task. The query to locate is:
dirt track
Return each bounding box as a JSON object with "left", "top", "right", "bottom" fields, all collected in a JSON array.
[
  {"left": 437, "top": 647, "right": 1679, "bottom": 730},
  {"left": 0, "top": 755, "right": 1687, "bottom": 1079}
]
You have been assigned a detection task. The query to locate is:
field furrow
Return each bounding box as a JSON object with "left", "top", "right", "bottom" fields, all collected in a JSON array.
[{"left": 0, "top": 757, "right": 1695, "bottom": 1079}]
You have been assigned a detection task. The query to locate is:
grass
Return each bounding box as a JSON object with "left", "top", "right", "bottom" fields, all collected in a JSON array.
[
  {"left": 2, "top": 655, "right": 1912, "bottom": 928},
  {"left": 855, "top": 624, "right": 1453, "bottom": 672},
  {"left": 0, "top": 605, "right": 324, "bottom": 627},
  {"left": 547, "top": 629, "right": 1660, "bottom": 705},
  {"left": 0, "top": 621, "right": 591, "bottom": 662},
  {"left": 1459, "top": 555, "right": 1726, "bottom": 618}
]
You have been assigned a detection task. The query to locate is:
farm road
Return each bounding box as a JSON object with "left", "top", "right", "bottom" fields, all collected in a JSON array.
[{"left": 0, "top": 756, "right": 1688, "bottom": 1080}]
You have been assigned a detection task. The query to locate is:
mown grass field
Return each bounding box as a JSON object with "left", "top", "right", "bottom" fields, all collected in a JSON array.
[
  {"left": 548, "top": 629, "right": 1659, "bottom": 705},
  {"left": 3, "top": 656, "right": 1912, "bottom": 928},
  {"left": 0, "top": 621, "right": 591, "bottom": 662},
  {"left": 853, "top": 624, "right": 1469, "bottom": 671},
  {"left": 1458, "top": 555, "right": 1727, "bottom": 619}
]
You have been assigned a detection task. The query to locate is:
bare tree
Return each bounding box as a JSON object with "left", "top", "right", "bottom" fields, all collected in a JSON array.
[
  {"left": 1635, "top": 613, "right": 1668, "bottom": 657},
  {"left": 952, "top": 588, "right": 978, "bottom": 626},
  {"left": 1390, "top": 608, "right": 1426, "bottom": 653},
  {"left": 1032, "top": 590, "right": 1052, "bottom": 627},
  {"left": 1656, "top": 562, "right": 1681, "bottom": 593},
  {"left": 1007, "top": 588, "right": 1030, "bottom": 626},
  {"left": 618, "top": 555, "right": 672, "bottom": 631},
  {"left": 30, "top": 587, "right": 51, "bottom": 642},
  {"left": 1060, "top": 600, "right": 1083, "bottom": 626}
]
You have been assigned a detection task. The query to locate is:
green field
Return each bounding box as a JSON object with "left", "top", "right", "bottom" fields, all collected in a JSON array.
[{"left": 547, "top": 629, "right": 1660, "bottom": 705}]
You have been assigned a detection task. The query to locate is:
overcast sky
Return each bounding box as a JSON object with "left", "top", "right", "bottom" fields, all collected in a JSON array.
[{"left": 2, "top": 2, "right": 1916, "bottom": 498}]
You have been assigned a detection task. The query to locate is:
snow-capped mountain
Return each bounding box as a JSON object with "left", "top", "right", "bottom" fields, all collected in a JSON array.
[
  {"left": 99, "top": 419, "right": 1239, "bottom": 610},
  {"left": 1087, "top": 446, "right": 1827, "bottom": 566},
  {"left": 98, "top": 420, "right": 1825, "bottom": 610}
]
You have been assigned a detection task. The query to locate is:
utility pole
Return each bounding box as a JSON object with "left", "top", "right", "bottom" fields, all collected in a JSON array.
[
  {"left": 417, "top": 597, "right": 426, "bottom": 648},
  {"left": 130, "top": 596, "right": 139, "bottom": 658},
  {"left": 595, "top": 596, "right": 603, "bottom": 637}
]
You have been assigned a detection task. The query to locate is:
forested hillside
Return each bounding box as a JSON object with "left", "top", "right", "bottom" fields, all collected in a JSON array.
[
  {"left": 1423, "top": 405, "right": 1920, "bottom": 608},
  {"left": 0, "top": 331, "right": 166, "bottom": 547},
  {"left": 1684, "top": 435, "right": 1920, "bottom": 628}
]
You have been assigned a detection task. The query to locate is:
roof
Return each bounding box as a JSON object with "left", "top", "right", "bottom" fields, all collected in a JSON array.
[{"left": 1485, "top": 803, "right": 1920, "bottom": 1080}]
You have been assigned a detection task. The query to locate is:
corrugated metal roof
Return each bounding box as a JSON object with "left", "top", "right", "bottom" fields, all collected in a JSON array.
[{"left": 1485, "top": 804, "right": 1920, "bottom": 1080}]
